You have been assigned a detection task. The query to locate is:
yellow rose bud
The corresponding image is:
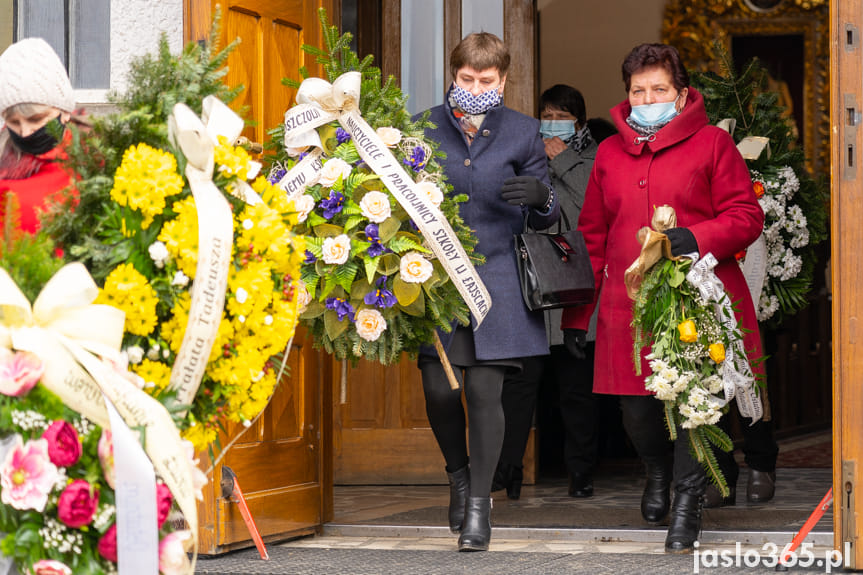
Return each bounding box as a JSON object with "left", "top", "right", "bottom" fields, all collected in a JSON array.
[
  {"left": 709, "top": 343, "right": 726, "bottom": 363},
  {"left": 677, "top": 319, "right": 698, "bottom": 343}
]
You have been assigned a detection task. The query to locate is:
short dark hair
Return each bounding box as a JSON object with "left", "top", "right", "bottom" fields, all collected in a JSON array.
[
  {"left": 621, "top": 43, "right": 689, "bottom": 92},
  {"left": 539, "top": 84, "right": 587, "bottom": 126},
  {"left": 450, "top": 32, "right": 511, "bottom": 79}
]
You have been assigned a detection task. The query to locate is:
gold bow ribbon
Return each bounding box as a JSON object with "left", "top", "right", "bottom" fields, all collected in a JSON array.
[{"left": 624, "top": 205, "right": 680, "bottom": 300}]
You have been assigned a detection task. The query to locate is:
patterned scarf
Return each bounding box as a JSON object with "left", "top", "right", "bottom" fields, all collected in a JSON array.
[
  {"left": 565, "top": 124, "right": 593, "bottom": 155},
  {"left": 448, "top": 92, "right": 493, "bottom": 146},
  {"left": 625, "top": 115, "right": 672, "bottom": 138}
]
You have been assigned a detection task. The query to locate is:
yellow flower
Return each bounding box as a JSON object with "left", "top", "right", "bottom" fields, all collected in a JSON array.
[
  {"left": 133, "top": 359, "right": 173, "bottom": 391},
  {"left": 182, "top": 423, "right": 218, "bottom": 452},
  {"left": 110, "top": 143, "right": 184, "bottom": 229},
  {"left": 677, "top": 319, "right": 698, "bottom": 343},
  {"left": 214, "top": 136, "right": 253, "bottom": 180},
  {"left": 158, "top": 197, "right": 199, "bottom": 278},
  {"left": 96, "top": 263, "right": 159, "bottom": 336},
  {"left": 708, "top": 343, "right": 726, "bottom": 363}
]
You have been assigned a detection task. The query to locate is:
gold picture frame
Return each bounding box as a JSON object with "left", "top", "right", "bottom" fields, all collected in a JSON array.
[{"left": 662, "top": 0, "right": 829, "bottom": 176}]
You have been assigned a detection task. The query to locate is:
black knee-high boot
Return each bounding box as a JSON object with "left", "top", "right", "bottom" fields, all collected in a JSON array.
[
  {"left": 641, "top": 455, "right": 672, "bottom": 523},
  {"left": 447, "top": 465, "right": 470, "bottom": 533},
  {"left": 458, "top": 497, "right": 492, "bottom": 551},
  {"left": 665, "top": 431, "right": 706, "bottom": 552},
  {"left": 620, "top": 396, "right": 673, "bottom": 523}
]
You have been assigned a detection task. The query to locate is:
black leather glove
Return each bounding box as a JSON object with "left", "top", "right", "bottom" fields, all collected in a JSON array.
[
  {"left": 664, "top": 227, "right": 698, "bottom": 257},
  {"left": 501, "top": 176, "right": 550, "bottom": 209},
  {"left": 563, "top": 328, "right": 587, "bottom": 360}
]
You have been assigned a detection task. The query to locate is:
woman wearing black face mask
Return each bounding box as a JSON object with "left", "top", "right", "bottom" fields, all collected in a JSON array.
[{"left": 0, "top": 37, "right": 81, "bottom": 234}]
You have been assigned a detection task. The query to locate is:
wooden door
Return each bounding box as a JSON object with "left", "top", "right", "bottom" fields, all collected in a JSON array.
[
  {"left": 185, "top": 0, "right": 335, "bottom": 553},
  {"left": 336, "top": 0, "right": 539, "bottom": 485},
  {"left": 831, "top": 0, "right": 863, "bottom": 566}
]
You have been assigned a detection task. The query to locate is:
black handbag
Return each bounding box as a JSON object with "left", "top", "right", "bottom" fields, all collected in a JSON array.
[{"left": 514, "top": 211, "right": 595, "bottom": 311}]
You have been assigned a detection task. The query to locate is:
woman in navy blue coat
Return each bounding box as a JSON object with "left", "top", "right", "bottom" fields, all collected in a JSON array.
[{"left": 418, "top": 32, "right": 558, "bottom": 552}]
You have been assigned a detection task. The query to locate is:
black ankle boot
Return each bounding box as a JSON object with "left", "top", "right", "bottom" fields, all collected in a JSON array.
[
  {"left": 665, "top": 492, "right": 703, "bottom": 553},
  {"left": 641, "top": 459, "right": 672, "bottom": 523},
  {"left": 458, "top": 497, "right": 492, "bottom": 552},
  {"left": 446, "top": 466, "right": 470, "bottom": 533}
]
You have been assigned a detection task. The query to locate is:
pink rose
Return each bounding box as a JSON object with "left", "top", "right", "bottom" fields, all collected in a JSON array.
[
  {"left": 97, "top": 523, "right": 118, "bottom": 563},
  {"left": 0, "top": 437, "right": 58, "bottom": 512},
  {"left": 157, "top": 482, "right": 173, "bottom": 527},
  {"left": 42, "top": 421, "right": 81, "bottom": 467},
  {"left": 159, "top": 530, "right": 192, "bottom": 575},
  {"left": 57, "top": 479, "right": 99, "bottom": 528},
  {"left": 30, "top": 559, "right": 72, "bottom": 575},
  {"left": 0, "top": 350, "right": 43, "bottom": 397},
  {"left": 97, "top": 429, "right": 115, "bottom": 488}
]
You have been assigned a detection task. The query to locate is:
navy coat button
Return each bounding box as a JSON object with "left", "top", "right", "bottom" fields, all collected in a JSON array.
[
  {"left": 482, "top": 129, "right": 490, "bottom": 136},
  {"left": 464, "top": 158, "right": 471, "bottom": 166}
]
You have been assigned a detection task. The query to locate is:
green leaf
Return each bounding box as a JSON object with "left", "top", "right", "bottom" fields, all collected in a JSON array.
[
  {"left": 300, "top": 300, "right": 325, "bottom": 319},
  {"left": 364, "top": 256, "right": 379, "bottom": 283},
  {"left": 313, "top": 223, "right": 344, "bottom": 238},
  {"left": 394, "top": 274, "right": 421, "bottom": 305},
  {"left": 377, "top": 253, "right": 400, "bottom": 275},
  {"left": 398, "top": 288, "right": 425, "bottom": 317},
  {"left": 324, "top": 309, "right": 350, "bottom": 340},
  {"left": 378, "top": 217, "right": 401, "bottom": 242}
]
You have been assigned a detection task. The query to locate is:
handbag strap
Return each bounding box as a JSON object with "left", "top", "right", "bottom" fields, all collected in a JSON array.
[{"left": 522, "top": 206, "right": 572, "bottom": 233}]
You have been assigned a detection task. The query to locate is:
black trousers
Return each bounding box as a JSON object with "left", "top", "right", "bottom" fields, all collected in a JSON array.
[
  {"left": 420, "top": 360, "right": 506, "bottom": 498},
  {"left": 619, "top": 394, "right": 706, "bottom": 495},
  {"left": 498, "top": 344, "right": 598, "bottom": 477}
]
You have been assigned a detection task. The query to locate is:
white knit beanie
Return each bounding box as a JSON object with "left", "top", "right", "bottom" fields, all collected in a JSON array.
[{"left": 0, "top": 38, "right": 76, "bottom": 114}]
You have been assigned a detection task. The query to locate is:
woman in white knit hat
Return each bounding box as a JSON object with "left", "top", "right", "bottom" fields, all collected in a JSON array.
[{"left": 0, "top": 37, "right": 80, "bottom": 234}]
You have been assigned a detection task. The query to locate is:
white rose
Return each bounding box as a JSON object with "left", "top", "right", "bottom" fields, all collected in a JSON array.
[
  {"left": 319, "top": 158, "right": 353, "bottom": 187},
  {"left": 294, "top": 194, "right": 316, "bottom": 222},
  {"left": 125, "top": 345, "right": 145, "bottom": 365},
  {"left": 322, "top": 234, "right": 352, "bottom": 264},
  {"left": 376, "top": 126, "right": 402, "bottom": 147},
  {"left": 147, "top": 345, "right": 161, "bottom": 361},
  {"left": 400, "top": 251, "right": 434, "bottom": 283},
  {"left": 415, "top": 181, "right": 444, "bottom": 207},
  {"left": 295, "top": 281, "right": 311, "bottom": 313},
  {"left": 172, "top": 271, "right": 190, "bottom": 287},
  {"left": 355, "top": 308, "right": 387, "bottom": 341},
  {"left": 360, "top": 191, "right": 392, "bottom": 223},
  {"left": 148, "top": 241, "right": 170, "bottom": 268}
]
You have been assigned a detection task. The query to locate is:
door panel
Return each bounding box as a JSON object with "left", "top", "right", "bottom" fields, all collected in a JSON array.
[{"left": 186, "top": 0, "right": 334, "bottom": 553}]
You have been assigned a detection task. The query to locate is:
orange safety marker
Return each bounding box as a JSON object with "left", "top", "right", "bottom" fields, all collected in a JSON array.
[
  {"left": 220, "top": 466, "right": 270, "bottom": 560},
  {"left": 777, "top": 488, "right": 832, "bottom": 570}
]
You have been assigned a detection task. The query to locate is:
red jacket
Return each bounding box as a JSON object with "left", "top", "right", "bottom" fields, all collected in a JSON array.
[
  {"left": 562, "top": 88, "right": 764, "bottom": 396},
  {"left": 0, "top": 130, "right": 73, "bottom": 234}
]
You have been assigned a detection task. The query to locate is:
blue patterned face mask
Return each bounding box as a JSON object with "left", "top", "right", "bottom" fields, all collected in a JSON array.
[
  {"left": 629, "top": 95, "right": 680, "bottom": 128},
  {"left": 539, "top": 120, "right": 576, "bottom": 140},
  {"left": 450, "top": 82, "right": 503, "bottom": 114}
]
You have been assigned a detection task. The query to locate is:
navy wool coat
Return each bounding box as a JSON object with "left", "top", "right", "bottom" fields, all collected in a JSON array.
[{"left": 419, "top": 100, "right": 559, "bottom": 361}]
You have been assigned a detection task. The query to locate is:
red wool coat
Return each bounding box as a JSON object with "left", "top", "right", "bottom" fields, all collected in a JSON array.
[
  {"left": 561, "top": 88, "right": 764, "bottom": 396},
  {"left": 0, "top": 130, "right": 72, "bottom": 234}
]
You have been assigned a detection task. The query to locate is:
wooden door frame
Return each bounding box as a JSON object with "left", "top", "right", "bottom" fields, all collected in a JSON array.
[
  {"left": 381, "top": 0, "right": 537, "bottom": 117},
  {"left": 832, "top": 0, "right": 863, "bottom": 567}
]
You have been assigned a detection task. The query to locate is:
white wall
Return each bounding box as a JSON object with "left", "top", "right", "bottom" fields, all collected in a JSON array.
[
  {"left": 76, "top": 0, "right": 184, "bottom": 107},
  {"left": 538, "top": 0, "right": 666, "bottom": 121}
]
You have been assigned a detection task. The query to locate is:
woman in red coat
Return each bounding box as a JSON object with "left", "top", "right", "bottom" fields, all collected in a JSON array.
[
  {"left": 561, "top": 43, "right": 764, "bottom": 553},
  {"left": 0, "top": 37, "right": 78, "bottom": 234}
]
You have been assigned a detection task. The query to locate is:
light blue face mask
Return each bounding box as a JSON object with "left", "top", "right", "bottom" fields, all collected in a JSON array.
[
  {"left": 539, "top": 120, "right": 576, "bottom": 140},
  {"left": 629, "top": 95, "right": 680, "bottom": 128}
]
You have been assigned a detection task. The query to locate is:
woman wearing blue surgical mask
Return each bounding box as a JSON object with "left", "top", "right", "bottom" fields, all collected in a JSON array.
[
  {"left": 417, "top": 32, "right": 558, "bottom": 553},
  {"left": 561, "top": 43, "right": 764, "bottom": 554}
]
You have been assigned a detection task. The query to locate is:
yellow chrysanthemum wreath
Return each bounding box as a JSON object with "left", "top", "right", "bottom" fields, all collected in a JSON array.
[{"left": 94, "top": 142, "right": 305, "bottom": 451}]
